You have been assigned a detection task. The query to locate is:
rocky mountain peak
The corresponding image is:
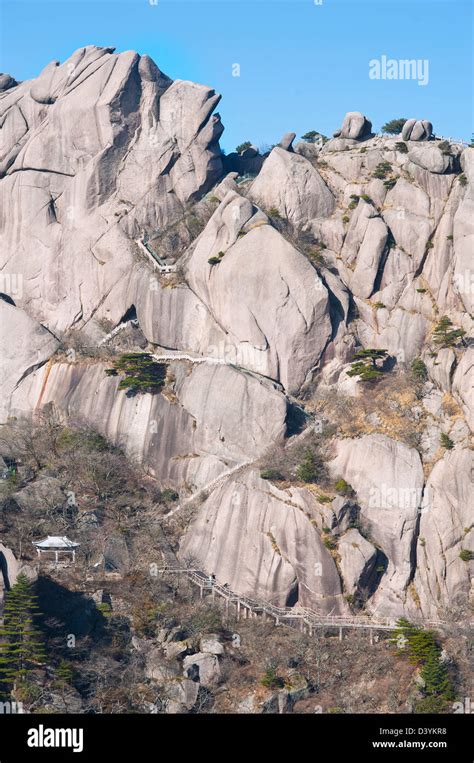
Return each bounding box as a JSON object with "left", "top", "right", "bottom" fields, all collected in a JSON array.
[{"left": 0, "top": 46, "right": 472, "bottom": 632}]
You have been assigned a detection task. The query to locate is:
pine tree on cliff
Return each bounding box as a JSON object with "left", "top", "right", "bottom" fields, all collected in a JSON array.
[
  {"left": 346, "top": 349, "right": 388, "bottom": 382},
  {"left": 432, "top": 316, "right": 465, "bottom": 349},
  {"left": 0, "top": 573, "right": 45, "bottom": 691},
  {"left": 105, "top": 353, "right": 167, "bottom": 395}
]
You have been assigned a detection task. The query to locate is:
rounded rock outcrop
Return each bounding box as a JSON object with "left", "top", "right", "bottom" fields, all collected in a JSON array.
[
  {"left": 0, "top": 73, "right": 18, "bottom": 91},
  {"left": 401, "top": 118, "right": 433, "bottom": 141},
  {"left": 333, "top": 111, "right": 373, "bottom": 140}
]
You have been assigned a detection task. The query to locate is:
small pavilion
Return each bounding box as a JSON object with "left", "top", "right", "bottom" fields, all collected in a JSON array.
[{"left": 33, "top": 536, "right": 80, "bottom": 565}]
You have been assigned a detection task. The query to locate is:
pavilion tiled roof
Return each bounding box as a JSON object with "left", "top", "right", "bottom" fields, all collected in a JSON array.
[{"left": 33, "top": 536, "right": 80, "bottom": 549}]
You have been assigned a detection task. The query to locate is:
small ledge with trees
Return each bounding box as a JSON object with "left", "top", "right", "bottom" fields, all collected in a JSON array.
[{"left": 105, "top": 353, "right": 168, "bottom": 396}]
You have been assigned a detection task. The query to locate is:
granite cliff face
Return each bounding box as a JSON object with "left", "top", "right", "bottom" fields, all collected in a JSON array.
[
  {"left": 0, "top": 45, "right": 223, "bottom": 338},
  {"left": 0, "top": 49, "right": 472, "bottom": 622}
]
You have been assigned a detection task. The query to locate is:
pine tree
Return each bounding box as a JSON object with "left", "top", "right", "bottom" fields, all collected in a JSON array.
[
  {"left": 432, "top": 316, "right": 465, "bottom": 349},
  {"left": 296, "top": 450, "right": 322, "bottom": 483},
  {"left": 0, "top": 573, "right": 45, "bottom": 690},
  {"left": 105, "top": 353, "right": 167, "bottom": 395},
  {"left": 381, "top": 118, "right": 407, "bottom": 135},
  {"left": 235, "top": 141, "right": 252, "bottom": 154},
  {"left": 392, "top": 618, "right": 455, "bottom": 711},
  {"left": 55, "top": 659, "right": 74, "bottom": 685},
  {"left": 420, "top": 653, "right": 454, "bottom": 699},
  {"left": 392, "top": 617, "right": 418, "bottom": 652},
  {"left": 407, "top": 629, "right": 438, "bottom": 665},
  {"left": 392, "top": 619, "right": 438, "bottom": 663},
  {"left": 346, "top": 349, "right": 388, "bottom": 382},
  {"left": 440, "top": 433, "right": 454, "bottom": 450},
  {"left": 301, "top": 130, "right": 328, "bottom": 144},
  {"left": 411, "top": 357, "right": 427, "bottom": 381}
]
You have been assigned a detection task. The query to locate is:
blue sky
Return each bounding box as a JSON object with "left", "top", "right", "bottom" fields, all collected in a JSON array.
[{"left": 1, "top": 0, "right": 472, "bottom": 151}]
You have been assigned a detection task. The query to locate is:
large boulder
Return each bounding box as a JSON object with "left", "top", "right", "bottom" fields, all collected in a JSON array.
[
  {"left": 294, "top": 141, "right": 321, "bottom": 161},
  {"left": 0, "top": 73, "right": 17, "bottom": 91},
  {"left": 425, "top": 348, "right": 456, "bottom": 393},
  {"left": 338, "top": 529, "right": 378, "bottom": 597},
  {"left": 329, "top": 435, "right": 424, "bottom": 616},
  {"left": 179, "top": 469, "right": 347, "bottom": 614},
  {"left": 184, "top": 192, "right": 332, "bottom": 392},
  {"left": 333, "top": 111, "right": 372, "bottom": 140},
  {"left": 164, "top": 679, "right": 199, "bottom": 713},
  {"left": 145, "top": 650, "right": 179, "bottom": 682},
  {"left": 117, "top": 261, "right": 228, "bottom": 357},
  {"left": 340, "top": 200, "right": 388, "bottom": 298},
  {"left": 199, "top": 634, "right": 224, "bottom": 655},
  {"left": 278, "top": 132, "right": 296, "bottom": 152},
  {"left": 408, "top": 145, "right": 454, "bottom": 174},
  {"left": 382, "top": 178, "right": 434, "bottom": 267},
  {"left": 410, "top": 449, "right": 473, "bottom": 619},
  {"left": 355, "top": 301, "right": 429, "bottom": 364},
  {"left": 248, "top": 147, "right": 335, "bottom": 226},
  {"left": 401, "top": 119, "right": 433, "bottom": 141},
  {"left": 182, "top": 652, "right": 220, "bottom": 687}
]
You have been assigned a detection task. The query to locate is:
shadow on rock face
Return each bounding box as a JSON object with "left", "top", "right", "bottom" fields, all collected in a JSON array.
[
  {"left": 285, "top": 403, "right": 308, "bottom": 437},
  {"left": 36, "top": 575, "right": 107, "bottom": 640},
  {"left": 0, "top": 292, "right": 15, "bottom": 306}
]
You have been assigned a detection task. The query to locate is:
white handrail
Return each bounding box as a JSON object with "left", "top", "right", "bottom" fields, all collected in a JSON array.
[{"left": 156, "top": 565, "right": 454, "bottom": 632}]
